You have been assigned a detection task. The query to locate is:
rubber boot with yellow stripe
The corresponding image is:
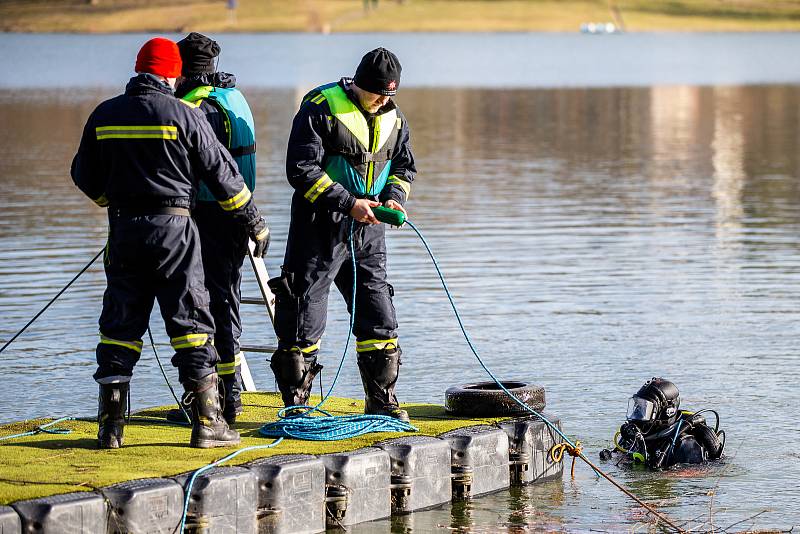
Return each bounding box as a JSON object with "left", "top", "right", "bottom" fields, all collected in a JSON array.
[
  {"left": 357, "top": 346, "right": 409, "bottom": 423},
  {"left": 269, "top": 348, "right": 323, "bottom": 410}
]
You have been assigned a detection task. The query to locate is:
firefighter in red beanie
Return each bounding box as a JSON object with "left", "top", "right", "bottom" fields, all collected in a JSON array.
[{"left": 71, "top": 37, "right": 269, "bottom": 450}]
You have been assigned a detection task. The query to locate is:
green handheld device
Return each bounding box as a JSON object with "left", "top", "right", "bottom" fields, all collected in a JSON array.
[{"left": 372, "top": 205, "right": 406, "bottom": 226}]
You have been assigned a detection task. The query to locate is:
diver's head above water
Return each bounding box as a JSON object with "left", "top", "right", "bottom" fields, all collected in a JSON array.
[{"left": 626, "top": 377, "right": 681, "bottom": 432}]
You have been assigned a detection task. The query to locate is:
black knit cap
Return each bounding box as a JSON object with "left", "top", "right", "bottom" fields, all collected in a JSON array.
[
  {"left": 353, "top": 47, "right": 402, "bottom": 96},
  {"left": 177, "top": 32, "right": 220, "bottom": 76}
]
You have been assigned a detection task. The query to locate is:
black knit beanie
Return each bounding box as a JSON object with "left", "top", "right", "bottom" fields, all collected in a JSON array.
[
  {"left": 177, "top": 32, "right": 220, "bottom": 76},
  {"left": 353, "top": 47, "right": 402, "bottom": 96}
]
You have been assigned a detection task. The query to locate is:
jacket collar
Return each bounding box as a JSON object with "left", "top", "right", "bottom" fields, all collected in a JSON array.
[
  {"left": 125, "top": 73, "right": 174, "bottom": 96},
  {"left": 174, "top": 72, "right": 236, "bottom": 98}
]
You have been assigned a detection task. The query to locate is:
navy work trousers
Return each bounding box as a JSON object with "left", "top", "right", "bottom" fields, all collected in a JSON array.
[
  {"left": 273, "top": 197, "right": 398, "bottom": 356},
  {"left": 94, "top": 212, "right": 218, "bottom": 385},
  {"left": 194, "top": 201, "right": 248, "bottom": 387}
]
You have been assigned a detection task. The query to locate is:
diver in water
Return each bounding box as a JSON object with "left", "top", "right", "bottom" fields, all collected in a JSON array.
[{"left": 603, "top": 377, "right": 725, "bottom": 469}]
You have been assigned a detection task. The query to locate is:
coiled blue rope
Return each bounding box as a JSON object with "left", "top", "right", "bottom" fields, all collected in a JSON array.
[{"left": 0, "top": 416, "right": 75, "bottom": 442}]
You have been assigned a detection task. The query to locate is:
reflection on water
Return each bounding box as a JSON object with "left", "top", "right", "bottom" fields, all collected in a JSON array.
[{"left": 1, "top": 84, "right": 800, "bottom": 529}]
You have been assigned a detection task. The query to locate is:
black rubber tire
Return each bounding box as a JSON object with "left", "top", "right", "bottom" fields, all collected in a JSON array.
[{"left": 445, "top": 381, "right": 546, "bottom": 417}]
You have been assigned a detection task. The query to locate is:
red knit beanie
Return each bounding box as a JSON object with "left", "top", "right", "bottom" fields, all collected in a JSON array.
[{"left": 135, "top": 37, "right": 182, "bottom": 79}]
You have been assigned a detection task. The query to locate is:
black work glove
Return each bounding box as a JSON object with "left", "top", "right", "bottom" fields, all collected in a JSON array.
[{"left": 248, "top": 217, "right": 270, "bottom": 258}]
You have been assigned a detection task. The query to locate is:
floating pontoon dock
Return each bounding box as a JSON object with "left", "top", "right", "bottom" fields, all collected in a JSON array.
[{"left": 0, "top": 392, "right": 564, "bottom": 533}]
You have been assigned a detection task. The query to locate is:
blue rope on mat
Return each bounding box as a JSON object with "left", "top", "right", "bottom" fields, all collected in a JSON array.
[
  {"left": 0, "top": 416, "right": 75, "bottom": 442},
  {"left": 260, "top": 407, "right": 416, "bottom": 441}
]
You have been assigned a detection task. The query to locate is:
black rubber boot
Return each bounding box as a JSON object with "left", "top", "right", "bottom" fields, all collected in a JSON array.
[
  {"left": 184, "top": 373, "right": 240, "bottom": 449},
  {"left": 166, "top": 376, "right": 242, "bottom": 426},
  {"left": 220, "top": 375, "right": 244, "bottom": 425},
  {"left": 97, "top": 382, "right": 129, "bottom": 449},
  {"left": 269, "top": 348, "right": 323, "bottom": 409},
  {"left": 357, "top": 346, "right": 409, "bottom": 423}
]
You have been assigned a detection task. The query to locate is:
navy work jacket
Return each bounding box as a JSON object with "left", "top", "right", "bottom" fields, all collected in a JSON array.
[
  {"left": 71, "top": 74, "right": 259, "bottom": 225},
  {"left": 286, "top": 78, "right": 416, "bottom": 215}
]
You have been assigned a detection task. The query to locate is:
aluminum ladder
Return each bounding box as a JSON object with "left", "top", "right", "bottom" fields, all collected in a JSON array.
[{"left": 238, "top": 240, "right": 278, "bottom": 392}]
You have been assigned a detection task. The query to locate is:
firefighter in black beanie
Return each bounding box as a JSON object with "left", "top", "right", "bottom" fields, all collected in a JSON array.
[
  {"left": 269, "top": 48, "right": 416, "bottom": 421},
  {"left": 172, "top": 32, "right": 261, "bottom": 426}
]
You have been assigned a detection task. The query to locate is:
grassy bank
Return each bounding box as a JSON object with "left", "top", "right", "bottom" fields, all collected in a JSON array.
[
  {"left": 2, "top": 0, "right": 800, "bottom": 33},
  {"left": 0, "top": 393, "right": 506, "bottom": 504}
]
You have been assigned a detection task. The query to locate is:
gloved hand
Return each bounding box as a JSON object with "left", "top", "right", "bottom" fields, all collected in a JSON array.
[{"left": 248, "top": 217, "right": 270, "bottom": 258}]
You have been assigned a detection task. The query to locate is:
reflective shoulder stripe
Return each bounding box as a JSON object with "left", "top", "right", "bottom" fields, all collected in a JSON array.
[
  {"left": 396, "top": 117, "right": 402, "bottom": 129},
  {"left": 181, "top": 85, "right": 213, "bottom": 104},
  {"left": 355, "top": 338, "right": 399, "bottom": 352},
  {"left": 309, "top": 94, "right": 326, "bottom": 105},
  {"left": 218, "top": 185, "right": 252, "bottom": 211},
  {"left": 95, "top": 125, "right": 178, "bottom": 140},
  {"left": 99, "top": 333, "right": 144, "bottom": 354},
  {"left": 180, "top": 99, "right": 200, "bottom": 109},
  {"left": 387, "top": 175, "right": 411, "bottom": 198},
  {"left": 170, "top": 333, "right": 209, "bottom": 350},
  {"left": 304, "top": 174, "right": 334, "bottom": 203},
  {"left": 93, "top": 194, "right": 109, "bottom": 207}
]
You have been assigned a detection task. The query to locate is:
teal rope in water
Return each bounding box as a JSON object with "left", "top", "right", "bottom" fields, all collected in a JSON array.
[
  {"left": 177, "top": 439, "right": 284, "bottom": 533},
  {"left": 0, "top": 416, "right": 75, "bottom": 442},
  {"left": 259, "top": 218, "right": 417, "bottom": 440},
  {"left": 404, "top": 220, "right": 598, "bottom": 476}
]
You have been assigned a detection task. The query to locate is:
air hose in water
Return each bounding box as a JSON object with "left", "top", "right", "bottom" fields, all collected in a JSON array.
[{"left": 370, "top": 206, "right": 685, "bottom": 532}]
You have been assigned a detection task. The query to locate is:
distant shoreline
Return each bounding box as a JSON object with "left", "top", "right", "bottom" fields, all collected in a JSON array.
[{"left": 3, "top": 0, "right": 800, "bottom": 34}]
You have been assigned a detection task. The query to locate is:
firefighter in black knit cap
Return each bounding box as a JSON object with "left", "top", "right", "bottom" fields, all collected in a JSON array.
[
  {"left": 171, "top": 32, "right": 261, "bottom": 426},
  {"left": 269, "top": 48, "right": 416, "bottom": 421}
]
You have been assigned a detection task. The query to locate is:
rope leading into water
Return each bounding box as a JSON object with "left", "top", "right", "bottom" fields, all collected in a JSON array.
[
  {"left": 176, "top": 439, "right": 284, "bottom": 533},
  {"left": 0, "top": 248, "right": 104, "bottom": 355},
  {"left": 404, "top": 220, "right": 684, "bottom": 533}
]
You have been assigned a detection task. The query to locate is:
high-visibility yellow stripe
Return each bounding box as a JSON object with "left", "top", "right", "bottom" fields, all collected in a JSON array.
[
  {"left": 93, "top": 194, "right": 109, "bottom": 207},
  {"left": 216, "top": 361, "right": 238, "bottom": 375},
  {"left": 180, "top": 99, "right": 200, "bottom": 109},
  {"left": 99, "top": 334, "right": 143, "bottom": 354},
  {"left": 387, "top": 176, "right": 411, "bottom": 198},
  {"left": 96, "top": 125, "right": 178, "bottom": 140},
  {"left": 356, "top": 338, "right": 398, "bottom": 352},
  {"left": 310, "top": 94, "right": 326, "bottom": 104},
  {"left": 96, "top": 125, "right": 178, "bottom": 132},
  {"left": 292, "top": 341, "right": 321, "bottom": 354},
  {"left": 171, "top": 333, "right": 209, "bottom": 350},
  {"left": 304, "top": 175, "right": 333, "bottom": 203},
  {"left": 97, "top": 133, "right": 178, "bottom": 140},
  {"left": 218, "top": 186, "right": 252, "bottom": 211},
  {"left": 216, "top": 352, "right": 243, "bottom": 376}
]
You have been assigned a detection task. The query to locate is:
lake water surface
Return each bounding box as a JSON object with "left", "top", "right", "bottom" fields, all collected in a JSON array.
[{"left": 1, "top": 33, "right": 799, "bottom": 531}]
